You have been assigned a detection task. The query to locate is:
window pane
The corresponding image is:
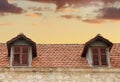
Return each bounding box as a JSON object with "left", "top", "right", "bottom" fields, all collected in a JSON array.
[
  {"left": 92, "top": 49, "right": 98, "bottom": 55},
  {"left": 101, "top": 55, "right": 107, "bottom": 65},
  {"left": 14, "top": 47, "right": 20, "bottom": 53},
  {"left": 22, "top": 47, "right": 29, "bottom": 53},
  {"left": 93, "top": 55, "right": 99, "bottom": 65},
  {"left": 101, "top": 49, "right": 106, "bottom": 55},
  {"left": 13, "top": 54, "right": 20, "bottom": 66},
  {"left": 22, "top": 54, "right": 28, "bottom": 65}
]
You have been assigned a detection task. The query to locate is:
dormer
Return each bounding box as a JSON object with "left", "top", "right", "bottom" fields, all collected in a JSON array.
[
  {"left": 7, "top": 33, "right": 37, "bottom": 67},
  {"left": 82, "top": 34, "right": 113, "bottom": 67}
]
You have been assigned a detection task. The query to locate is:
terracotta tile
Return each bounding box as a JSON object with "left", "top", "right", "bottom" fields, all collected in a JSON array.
[{"left": 0, "top": 43, "right": 120, "bottom": 67}]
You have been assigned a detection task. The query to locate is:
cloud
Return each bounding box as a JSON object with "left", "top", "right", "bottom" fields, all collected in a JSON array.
[
  {"left": 0, "top": 12, "right": 5, "bottom": 16},
  {"left": 103, "top": 0, "right": 119, "bottom": 4},
  {"left": 60, "top": 14, "right": 105, "bottom": 24},
  {"left": 0, "top": 22, "right": 13, "bottom": 26},
  {"left": 60, "top": 15, "right": 75, "bottom": 19},
  {"left": 28, "top": 7, "right": 42, "bottom": 11},
  {"left": 83, "top": 19, "right": 105, "bottom": 24},
  {"left": 101, "top": 7, "right": 120, "bottom": 19},
  {"left": 60, "top": 15, "right": 81, "bottom": 19},
  {"left": 0, "top": 0, "right": 23, "bottom": 14},
  {"left": 29, "top": 0, "right": 91, "bottom": 9},
  {"left": 32, "top": 22, "right": 41, "bottom": 27},
  {"left": 28, "top": 6, "right": 55, "bottom": 11},
  {"left": 29, "top": 0, "right": 119, "bottom": 9},
  {"left": 29, "top": 0, "right": 93, "bottom": 9},
  {"left": 29, "top": 0, "right": 56, "bottom": 3},
  {"left": 26, "top": 13, "right": 42, "bottom": 18}
]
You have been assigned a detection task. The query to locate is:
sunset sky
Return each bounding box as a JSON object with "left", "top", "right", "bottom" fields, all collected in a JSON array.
[{"left": 0, "top": 0, "right": 120, "bottom": 44}]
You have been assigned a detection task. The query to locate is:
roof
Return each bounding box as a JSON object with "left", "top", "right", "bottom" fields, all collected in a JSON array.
[
  {"left": 32, "top": 44, "right": 88, "bottom": 68},
  {"left": 82, "top": 34, "right": 113, "bottom": 57},
  {"left": 0, "top": 43, "right": 120, "bottom": 68},
  {"left": 6, "top": 33, "right": 37, "bottom": 57}
]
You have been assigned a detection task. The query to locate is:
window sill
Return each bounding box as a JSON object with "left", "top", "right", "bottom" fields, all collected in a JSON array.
[{"left": 91, "top": 66, "right": 110, "bottom": 68}]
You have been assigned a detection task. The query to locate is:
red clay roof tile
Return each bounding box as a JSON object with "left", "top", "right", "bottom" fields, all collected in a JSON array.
[{"left": 0, "top": 43, "right": 120, "bottom": 67}]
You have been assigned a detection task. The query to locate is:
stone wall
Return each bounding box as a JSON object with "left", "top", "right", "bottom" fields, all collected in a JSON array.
[{"left": 0, "top": 67, "right": 120, "bottom": 82}]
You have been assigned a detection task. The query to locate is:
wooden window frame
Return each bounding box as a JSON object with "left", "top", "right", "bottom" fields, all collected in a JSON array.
[
  {"left": 91, "top": 47, "right": 108, "bottom": 67},
  {"left": 12, "top": 45, "right": 29, "bottom": 66}
]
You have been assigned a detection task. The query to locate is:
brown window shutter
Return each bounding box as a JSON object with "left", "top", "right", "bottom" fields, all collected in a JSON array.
[
  {"left": 13, "top": 54, "right": 20, "bottom": 66},
  {"left": 21, "top": 46, "right": 29, "bottom": 65},
  {"left": 100, "top": 48, "right": 107, "bottom": 65},
  {"left": 92, "top": 48, "right": 99, "bottom": 66},
  {"left": 14, "top": 47, "right": 20, "bottom": 53},
  {"left": 101, "top": 55, "right": 107, "bottom": 65},
  {"left": 22, "top": 54, "right": 28, "bottom": 65},
  {"left": 22, "top": 46, "right": 29, "bottom": 53},
  {"left": 93, "top": 55, "right": 99, "bottom": 65},
  {"left": 13, "top": 46, "right": 21, "bottom": 66}
]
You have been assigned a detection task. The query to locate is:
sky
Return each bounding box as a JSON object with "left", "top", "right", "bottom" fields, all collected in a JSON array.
[{"left": 0, "top": 0, "right": 120, "bottom": 44}]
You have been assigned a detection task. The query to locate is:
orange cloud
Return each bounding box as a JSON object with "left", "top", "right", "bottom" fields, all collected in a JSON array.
[
  {"left": 26, "top": 13, "right": 42, "bottom": 18},
  {"left": 0, "top": 22, "right": 13, "bottom": 26},
  {"left": 60, "top": 15, "right": 74, "bottom": 19},
  {"left": 57, "top": 7, "right": 78, "bottom": 13},
  {"left": 83, "top": 19, "right": 105, "bottom": 24},
  {"left": 32, "top": 22, "right": 40, "bottom": 27}
]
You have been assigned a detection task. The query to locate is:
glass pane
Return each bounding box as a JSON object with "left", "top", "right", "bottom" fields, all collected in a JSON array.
[
  {"left": 22, "top": 54, "right": 28, "bottom": 65},
  {"left": 13, "top": 54, "right": 20, "bottom": 65},
  {"left": 93, "top": 55, "right": 99, "bottom": 65},
  {"left": 101, "top": 49, "right": 106, "bottom": 55},
  {"left": 101, "top": 55, "right": 107, "bottom": 65},
  {"left": 92, "top": 49, "right": 98, "bottom": 55},
  {"left": 14, "top": 47, "right": 20, "bottom": 53},
  {"left": 22, "top": 47, "right": 29, "bottom": 53}
]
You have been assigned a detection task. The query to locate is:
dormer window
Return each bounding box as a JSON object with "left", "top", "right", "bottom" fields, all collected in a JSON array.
[
  {"left": 82, "top": 34, "right": 113, "bottom": 67},
  {"left": 91, "top": 47, "right": 108, "bottom": 66},
  {"left": 7, "top": 33, "right": 37, "bottom": 67}
]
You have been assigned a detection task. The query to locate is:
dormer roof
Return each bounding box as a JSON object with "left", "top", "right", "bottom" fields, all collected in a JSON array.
[{"left": 6, "top": 33, "right": 37, "bottom": 57}]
